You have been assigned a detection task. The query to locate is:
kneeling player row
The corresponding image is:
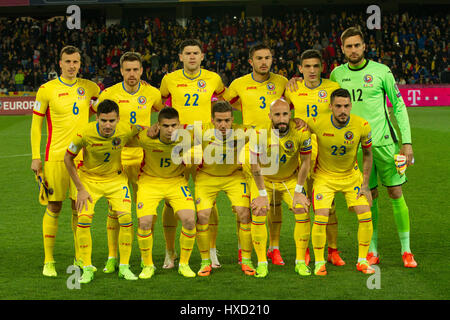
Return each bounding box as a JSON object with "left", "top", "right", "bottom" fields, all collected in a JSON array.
[{"left": 62, "top": 90, "right": 377, "bottom": 283}]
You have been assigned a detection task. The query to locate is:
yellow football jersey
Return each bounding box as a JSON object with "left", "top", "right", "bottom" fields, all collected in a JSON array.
[
  {"left": 159, "top": 68, "right": 226, "bottom": 124},
  {"left": 196, "top": 122, "right": 252, "bottom": 177},
  {"left": 285, "top": 78, "right": 340, "bottom": 121},
  {"left": 249, "top": 120, "right": 312, "bottom": 181},
  {"left": 95, "top": 81, "right": 163, "bottom": 165},
  {"left": 223, "top": 72, "right": 288, "bottom": 128},
  {"left": 32, "top": 76, "right": 100, "bottom": 161},
  {"left": 130, "top": 129, "right": 193, "bottom": 179},
  {"left": 308, "top": 114, "right": 372, "bottom": 178},
  {"left": 67, "top": 121, "right": 141, "bottom": 181}
]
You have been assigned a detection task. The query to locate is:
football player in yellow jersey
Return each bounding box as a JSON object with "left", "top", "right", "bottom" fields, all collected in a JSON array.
[
  {"left": 64, "top": 99, "right": 143, "bottom": 284},
  {"left": 285, "top": 49, "right": 345, "bottom": 266},
  {"left": 223, "top": 43, "right": 293, "bottom": 266},
  {"left": 30, "top": 46, "right": 100, "bottom": 277},
  {"left": 129, "top": 107, "right": 197, "bottom": 278},
  {"left": 94, "top": 52, "right": 164, "bottom": 273},
  {"left": 192, "top": 101, "right": 255, "bottom": 277},
  {"left": 158, "top": 39, "right": 226, "bottom": 269},
  {"left": 307, "top": 89, "right": 375, "bottom": 276},
  {"left": 249, "top": 99, "right": 312, "bottom": 278}
]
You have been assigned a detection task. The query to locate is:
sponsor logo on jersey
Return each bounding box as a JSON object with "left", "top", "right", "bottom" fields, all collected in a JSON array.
[
  {"left": 342, "top": 78, "right": 351, "bottom": 82},
  {"left": 246, "top": 86, "right": 257, "bottom": 90},
  {"left": 177, "top": 84, "right": 187, "bottom": 87},
  {"left": 91, "top": 143, "right": 103, "bottom": 147},
  {"left": 297, "top": 93, "right": 307, "bottom": 96},
  {"left": 118, "top": 100, "right": 129, "bottom": 103},
  {"left": 197, "top": 80, "right": 206, "bottom": 89},
  {"left": 59, "top": 92, "right": 69, "bottom": 97},
  {"left": 323, "top": 133, "right": 334, "bottom": 137},
  {"left": 138, "top": 96, "right": 147, "bottom": 105}
]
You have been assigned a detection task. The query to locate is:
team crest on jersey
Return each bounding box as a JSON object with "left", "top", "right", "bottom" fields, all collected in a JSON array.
[
  {"left": 112, "top": 137, "right": 122, "bottom": 147},
  {"left": 318, "top": 89, "right": 328, "bottom": 103},
  {"left": 138, "top": 96, "right": 147, "bottom": 105},
  {"left": 284, "top": 140, "right": 294, "bottom": 150},
  {"left": 364, "top": 74, "right": 373, "bottom": 83},
  {"left": 266, "top": 82, "right": 275, "bottom": 91},
  {"left": 197, "top": 80, "right": 206, "bottom": 88},
  {"left": 344, "top": 131, "right": 354, "bottom": 144},
  {"left": 77, "top": 87, "right": 85, "bottom": 96},
  {"left": 318, "top": 90, "right": 327, "bottom": 99},
  {"left": 363, "top": 74, "right": 374, "bottom": 87},
  {"left": 137, "top": 202, "right": 144, "bottom": 209},
  {"left": 316, "top": 193, "right": 323, "bottom": 201}
]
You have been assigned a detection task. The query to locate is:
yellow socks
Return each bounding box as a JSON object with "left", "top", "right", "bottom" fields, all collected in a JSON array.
[
  {"left": 326, "top": 204, "right": 338, "bottom": 250},
  {"left": 294, "top": 213, "right": 310, "bottom": 261},
  {"left": 196, "top": 223, "right": 210, "bottom": 260},
  {"left": 268, "top": 203, "right": 282, "bottom": 249},
  {"left": 251, "top": 215, "right": 267, "bottom": 263},
  {"left": 357, "top": 211, "right": 373, "bottom": 260},
  {"left": 77, "top": 214, "right": 93, "bottom": 267},
  {"left": 106, "top": 211, "right": 119, "bottom": 259},
  {"left": 43, "top": 208, "right": 59, "bottom": 264},
  {"left": 117, "top": 212, "right": 133, "bottom": 265},
  {"left": 137, "top": 228, "right": 153, "bottom": 266},
  {"left": 312, "top": 215, "right": 329, "bottom": 262},
  {"left": 179, "top": 226, "right": 196, "bottom": 265},
  {"left": 209, "top": 205, "right": 219, "bottom": 249},
  {"left": 162, "top": 203, "right": 178, "bottom": 255},
  {"left": 239, "top": 222, "right": 252, "bottom": 260}
]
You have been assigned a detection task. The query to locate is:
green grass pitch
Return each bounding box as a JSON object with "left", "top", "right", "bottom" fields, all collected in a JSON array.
[{"left": 0, "top": 107, "right": 449, "bottom": 301}]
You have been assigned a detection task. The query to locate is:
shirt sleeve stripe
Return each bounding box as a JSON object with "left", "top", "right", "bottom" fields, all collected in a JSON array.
[{"left": 33, "top": 110, "right": 45, "bottom": 117}]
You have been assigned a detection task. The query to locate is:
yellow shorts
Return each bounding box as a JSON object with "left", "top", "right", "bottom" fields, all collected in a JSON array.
[
  {"left": 79, "top": 172, "right": 131, "bottom": 215},
  {"left": 44, "top": 160, "right": 78, "bottom": 201},
  {"left": 312, "top": 170, "right": 369, "bottom": 210},
  {"left": 123, "top": 162, "right": 141, "bottom": 187},
  {"left": 195, "top": 170, "right": 250, "bottom": 211},
  {"left": 136, "top": 174, "right": 195, "bottom": 218},
  {"left": 250, "top": 175, "right": 306, "bottom": 210}
]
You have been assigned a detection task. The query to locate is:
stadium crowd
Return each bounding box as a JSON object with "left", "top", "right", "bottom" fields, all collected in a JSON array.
[{"left": 0, "top": 9, "right": 448, "bottom": 93}]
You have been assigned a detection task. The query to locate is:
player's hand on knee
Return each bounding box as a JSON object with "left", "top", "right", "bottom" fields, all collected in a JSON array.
[
  {"left": 293, "top": 193, "right": 310, "bottom": 212},
  {"left": 31, "top": 159, "right": 42, "bottom": 175},
  {"left": 359, "top": 186, "right": 372, "bottom": 207},
  {"left": 251, "top": 196, "right": 269, "bottom": 216},
  {"left": 76, "top": 189, "right": 93, "bottom": 213},
  {"left": 286, "top": 76, "right": 303, "bottom": 92}
]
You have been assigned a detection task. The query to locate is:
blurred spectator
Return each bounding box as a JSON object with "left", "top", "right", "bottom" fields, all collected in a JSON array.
[{"left": 0, "top": 10, "right": 447, "bottom": 90}]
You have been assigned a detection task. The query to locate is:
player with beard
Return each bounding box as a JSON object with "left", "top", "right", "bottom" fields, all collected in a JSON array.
[
  {"left": 249, "top": 99, "right": 312, "bottom": 277},
  {"left": 330, "top": 27, "right": 416, "bottom": 268},
  {"left": 307, "top": 88, "right": 375, "bottom": 276},
  {"left": 93, "top": 52, "right": 164, "bottom": 274},
  {"left": 224, "top": 44, "right": 297, "bottom": 266}
]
